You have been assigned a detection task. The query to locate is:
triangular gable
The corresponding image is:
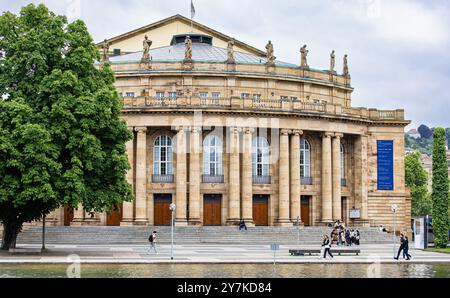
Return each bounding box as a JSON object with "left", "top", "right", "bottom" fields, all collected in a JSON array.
[{"left": 97, "top": 14, "right": 265, "bottom": 57}]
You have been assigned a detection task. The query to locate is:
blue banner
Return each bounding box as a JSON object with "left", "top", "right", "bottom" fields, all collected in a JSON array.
[{"left": 377, "top": 140, "right": 394, "bottom": 191}]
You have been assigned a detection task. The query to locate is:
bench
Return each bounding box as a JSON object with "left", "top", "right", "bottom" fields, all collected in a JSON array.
[{"left": 289, "top": 249, "right": 360, "bottom": 256}]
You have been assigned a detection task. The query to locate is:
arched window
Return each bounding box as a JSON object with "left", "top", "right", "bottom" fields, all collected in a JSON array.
[
  {"left": 341, "top": 144, "right": 345, "bottom": 179},
  {"left": 300, "top": 138, "right": 311, "bottom": 178},
  {"left": 154, "top": 135, "right": 173, "bottom": 176},
  {"left": 203, "top": 135, "right": 223, "bottom": 176},
  {"left": 252, "top": 137, "right": 270, "bottom": 176}
]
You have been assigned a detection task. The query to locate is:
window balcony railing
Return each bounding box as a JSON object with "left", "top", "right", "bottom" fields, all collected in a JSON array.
[
  {"left": 145, "top": 96, "right": 177, "bottom": 107},
  {"left": 200, "top": 97, "right": 231, "bottom": 107},
  {"left": 253, "top": 175, "right": 272, "bottom": 185},
  {"left": 202, "top": 175, "right": 225, "bottom": 184},
  {"left": 152, "top": 175, "right": 174, "bottom": 183},
  {"left": 301, "top": 177, "right": 313, "bottom": 185},
  {"left": 341, "top": 178, "right": 347, "bottom": 187}
]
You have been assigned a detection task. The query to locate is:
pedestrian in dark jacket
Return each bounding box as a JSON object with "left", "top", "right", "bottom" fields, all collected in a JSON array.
[
  {"left": 239, "top": 219, "right": 247, "bottom": 231},
  {"left": 403, "top": 236, "right": 412, "bottom": 260},
  {"left": 394, "top": 234, "right": 405, "bottom": 260},
  {"left": 321, "top": 235, "right": 334, "bottom": 259}
]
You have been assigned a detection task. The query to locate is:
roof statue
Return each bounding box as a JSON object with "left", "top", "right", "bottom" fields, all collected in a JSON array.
[
  {"left": 330, "top": 50, "right": 335, "bottom": 73},
  {"left": 227, "top": 39, "right": 235, "bottom": 64},
  {"left": 184, "top": 35, "right": 193, "bottom": 61},
  {"left": 300, "top": 45, "right": 309, "bottom": 68},
  {"left": 142, "top": 35, "right": 152, "bottom": 61},
  {"left": 343, "top": 54, "right": 349, "bottom": 77},
  {"left": 101, "top": 39, "right": 109, "bottom": 62},
  {"left": 266, "top": 40, "right": 276, "bottom": 66}
]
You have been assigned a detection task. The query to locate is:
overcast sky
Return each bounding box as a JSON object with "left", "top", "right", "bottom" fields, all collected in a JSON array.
[{"left": 2, "top": 0, "right": 449, "bottom": 129}]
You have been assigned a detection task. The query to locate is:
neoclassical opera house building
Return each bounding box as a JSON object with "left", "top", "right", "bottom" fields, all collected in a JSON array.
[{"left": 49, "top": 15, "right": 411, "bottom": 232}]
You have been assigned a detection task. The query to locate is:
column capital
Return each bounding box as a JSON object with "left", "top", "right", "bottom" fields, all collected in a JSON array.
[
  {"left": 281, "top": 129, "right": 292, "bottom": 136},
  {"left": 190, "top": 126, "right": 202, "bottom": 134},
  {"left": 322, "top": 131, "right": 334, "bottom": 138},
  {"left": 176, "top": 126, "right": 187, "bottom": 133},
  {"left": 292, "top": 129, "right": 304, "bottom": 136},
  {"left": 134, "top": 126, "right": 147, "bottom": 133},
  {"left": 230, "top": 127, "right": 242, "bottom": 134},
  {"left": 334, "top": 132, "right": 344, "bottom": 139}
]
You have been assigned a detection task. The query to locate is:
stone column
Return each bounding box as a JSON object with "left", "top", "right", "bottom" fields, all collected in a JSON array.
[
  {"left": 189, "top": 127, "right": 201, "bottom": 225},
  {"left": 121, "top": 133, "right": 135, "bottom": 226},
  {"left": 242, "top": 127, "right": 255, "bottom": 227},
  {"left": 227, "top": 127, "right": 241, "bottom": 225},
  {"left": 321, "top": 132, "right": 333, "bottom": 223},
  {"left": 278, "top": 129, "right": 293, "bottom": 226},
  {"left": 354, "top": 135, "right": 369, "bottom": 226},
  {"left": 134, "top": 127, "right": 148, "bottom": 225},
  {"left": 176, "top": 127, "right": 188, "bottom": 226},
  {"left": 332, "top": 133, "right": 343, "bottom": 221},
  {"left": 290, "top": 130, "right": 303, "bottom": 225},
  {"left": 71, "top": 203, "right": 84, "bottom": 226}
]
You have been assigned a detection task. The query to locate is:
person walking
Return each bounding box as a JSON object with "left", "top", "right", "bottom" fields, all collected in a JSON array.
[
  {"left": 394, "top": 233, "right": 405, "bottom": 260},
  {"left": 355, "top": 230, "right": 360, "bottom": 246},
  {"left": 239, "top": 219, "right": 247, "bottom": 231},
  {"left": 148, "top": 231, "right": 158, "bottom": 254},
  {"left": 345, "top": 229, "right": 351, "bottom": 246},
  {"left": 403, "top": 236, "right": 412, "bottom": 260},
  {"left": 321, "top": 235, "right": 334, "bottom": 259}
]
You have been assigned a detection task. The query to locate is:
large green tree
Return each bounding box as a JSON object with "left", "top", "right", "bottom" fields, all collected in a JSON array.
[
  {"left": 405, "top": 151, "right": 431, "bottom": 216},
  {"left": 0, "top": 4, "right": 133, "bottom": 250},
  {"left": 431, "top": 128, "right": 449, "bottom": 248}
]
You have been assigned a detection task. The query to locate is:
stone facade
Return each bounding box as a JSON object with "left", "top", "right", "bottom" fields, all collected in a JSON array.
[{"left": 45, "top": 15, "right": 411, "bottom": 234}]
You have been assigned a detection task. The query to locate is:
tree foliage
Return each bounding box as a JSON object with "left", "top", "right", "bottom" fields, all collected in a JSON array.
[
  {"left": 431, "top": 128, "right": 449, "bottom": 248},
  {"left": 405, "top": 152, "right": 431, "bottom": 216},
  {"left": 0, "top": 4, "right": 133, "bottom": 250}
]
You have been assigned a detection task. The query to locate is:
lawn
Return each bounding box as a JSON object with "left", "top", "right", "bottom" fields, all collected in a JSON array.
[{"left": 426, "top": 247, "right": 450, "bottom": 254}]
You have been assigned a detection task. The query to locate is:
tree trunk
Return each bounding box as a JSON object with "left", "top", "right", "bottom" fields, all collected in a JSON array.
[{"left": 1, "top": 220, "right": 23, "bottom": 251}]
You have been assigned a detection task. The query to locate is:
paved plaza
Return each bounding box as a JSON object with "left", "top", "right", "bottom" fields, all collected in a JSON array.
[{"left": 1, "top": 244, "right": 449, "bottom": 264}]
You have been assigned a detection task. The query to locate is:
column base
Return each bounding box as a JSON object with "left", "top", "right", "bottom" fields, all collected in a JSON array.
[
  {"left": 120, "top": 220, "right": 135, "bottom": 227},
  {"left": 243, "top": 219, "right": 255, "bottom": 228},
  {"left": 188, "top": 219, "right": 202, "bottom": 226},
  {"left": 70, "top": 220, "right": 84, "bottom": 227},
  {"left": 276, "top": 220, "right": 293, "bottom": 227},
  {"left": 175, "top": 220, "right": 188, "bottom": 227},
  {"left": 81, "top": 218, "right": 101, "bottom": 226},
  {"left": 133, "top": 219, "right": 149, "bottom": 226},
  {"left": 226, "top": 219, "right": 240, "bottom": 226},
  {"left": 319, "top": 220, "right": 334, "bottom": 227}
]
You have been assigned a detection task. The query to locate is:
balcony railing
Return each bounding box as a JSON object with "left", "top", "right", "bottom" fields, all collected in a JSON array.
[
  {"left": 200, "top": 97, "right": 231, "bottom": 107},
  {"left": 253, "top": 175, "right": 272, "bottom": 185},
  {"left": 202, "top": 175, "right": 225, "bottom": 183},
  {"left": 301, "top": 177, "right": 313, "bottom": 185},
  {"left": 341, "top": 178, "right": 347, "bottom": 187},
  {"left": 121, "top": 96, "right": 406, "bottom": 121},
  {"left": 152, "top": 175, "right": 174, "bottom": 183}
]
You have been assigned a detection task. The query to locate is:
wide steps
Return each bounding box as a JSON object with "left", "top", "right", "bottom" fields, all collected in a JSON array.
[{"left": 16, "top": 226, "right": 392, "bottom": 245}]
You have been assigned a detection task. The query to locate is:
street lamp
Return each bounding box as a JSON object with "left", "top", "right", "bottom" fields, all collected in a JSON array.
[
  {"left": 169, "top": 203, "right": 176, "bottom": 260},
  {"left": 391, "top": 204, "right": 398, "bottom": 259}
]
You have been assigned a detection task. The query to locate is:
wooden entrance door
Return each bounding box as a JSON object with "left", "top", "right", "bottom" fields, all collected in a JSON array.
[
  {"left": 107, "top": 203, "right": 123, "bottom": 226},
  {"left": 64, "top": 205, "right": 74, "bottom": 226},
  {"left": 253, "top": 195, "right": 269, "bottom": 226},
  {"left": 154, "top": 194, "right": 172, "bottom": 226},
  {"left": 301, "top": 196, "right": 310, "bottom": 226},
  {"left": 203, "top": 194, "right": 222, "bottom": 226}
]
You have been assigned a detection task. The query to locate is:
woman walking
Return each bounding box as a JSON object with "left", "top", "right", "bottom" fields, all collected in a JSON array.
[{"left": 321, "top": 235, "right": 334, "bottom": 259}]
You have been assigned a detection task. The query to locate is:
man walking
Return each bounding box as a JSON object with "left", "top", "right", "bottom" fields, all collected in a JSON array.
[
  {"left": 321, "top": 235, "right": 334, "bottom": 259},
  {"left": 394, "top": 233, "right": 405, "bottom": 260},
  {"left": 149, "top": 231, "right": 158, "bottom": 254},
  {"left": 403, "top": 236, "right": 412, "bottom": 260}
]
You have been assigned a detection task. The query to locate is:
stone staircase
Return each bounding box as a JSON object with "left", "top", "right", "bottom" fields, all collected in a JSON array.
[{"left": 16, "top": 226, "right": 392, "bottom": 245}]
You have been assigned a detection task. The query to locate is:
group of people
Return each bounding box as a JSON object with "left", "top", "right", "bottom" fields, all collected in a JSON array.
[{"left": 330, "top": 221, "right": 360, "bottom": 246}]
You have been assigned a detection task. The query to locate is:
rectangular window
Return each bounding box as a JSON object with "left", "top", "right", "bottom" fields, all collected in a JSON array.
[
  {"left": 291, "top": 97, "right": 298, "bottom": 101},
  {"left": 199, "top": 92, "right": 208, "bottom": 98},
  {"left": 253, "top": 94, "right": 261, "bottom": 101},
  {"left": 168, "top": 92, "right": 177, "bottom": 98},
  {"left": 280, "top": 96, "right": 289, "bottom": 100},
  {"left": 212, "top": 92, "right": 221, "bottom": 99},
  {"left": 126, "top": 92, "right": 135, "bottom": 98},
  {"left": 156, "top": 92, "right": 165, "bottom": 98},
  {"left": 241, "top": 93, "right": 250, "bottom": 99}
]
